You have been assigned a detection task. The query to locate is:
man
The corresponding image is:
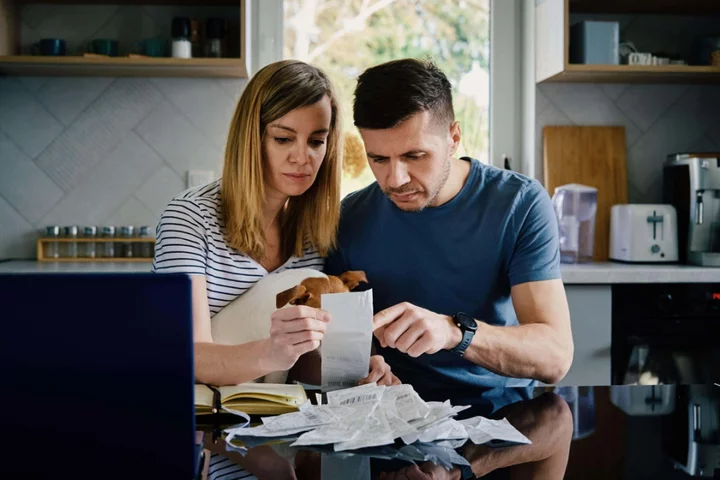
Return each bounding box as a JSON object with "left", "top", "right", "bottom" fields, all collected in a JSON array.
[{"left": 326, "top": 58, "right": 573, "bottom": 400}]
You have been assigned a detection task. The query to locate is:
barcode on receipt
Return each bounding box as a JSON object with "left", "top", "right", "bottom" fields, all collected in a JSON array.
[{"left": 339, "top": 394, "right": 378, "bottom": 405}]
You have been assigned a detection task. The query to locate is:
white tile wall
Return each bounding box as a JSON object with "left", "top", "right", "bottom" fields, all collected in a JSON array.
[
  {"left": 0, "top": 3, "right": 245, "bottom": 258},
  {"left": 0, "top": 76, "right": 245, "bottom": 259},
  {"left": 537, "top": 83, "right": 720, "bottom": 203}
]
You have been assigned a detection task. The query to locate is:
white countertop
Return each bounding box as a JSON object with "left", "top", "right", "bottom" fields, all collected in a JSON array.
[
  {"left": 0, "top": 260, "right": 152, "bottom": 273},
  {"left": 1, "top": 260, "right": 719, "bottom": 283},
  {"left": 560, "top": 262, "right": 720, "bottom": 284}
]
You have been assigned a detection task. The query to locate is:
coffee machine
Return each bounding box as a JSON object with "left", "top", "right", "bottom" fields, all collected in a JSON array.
[{"left": 663, "top": 153, "right": 720, "bottom": 266}]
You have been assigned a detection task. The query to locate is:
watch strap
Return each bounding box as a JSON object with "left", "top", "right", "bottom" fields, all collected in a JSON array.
[
  {"left": 458, "top": 464, "right": 476, "bottom": 480},
  {"left": 452, "top": 326, "right": 474, "bottom": 356}
]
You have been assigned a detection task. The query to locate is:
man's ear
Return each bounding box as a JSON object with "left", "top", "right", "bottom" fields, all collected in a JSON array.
[
  {"left": 339, "top": 271, "right": 368, "bottom": 291},
  {"left": 449, "top": 120, "right": 461, "bottom": 156},
  {"left": 276, "top": 285, "right": 309, "bottom": 308}
]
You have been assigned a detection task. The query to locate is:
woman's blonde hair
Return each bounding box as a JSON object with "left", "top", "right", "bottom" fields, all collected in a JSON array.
[{"left": 221, "top": 60, "right": 343, "bottom": 261}]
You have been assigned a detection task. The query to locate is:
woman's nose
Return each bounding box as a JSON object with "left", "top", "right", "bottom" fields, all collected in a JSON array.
[{"left": 289, "top": 145, "right": 310, "bottom": 165}]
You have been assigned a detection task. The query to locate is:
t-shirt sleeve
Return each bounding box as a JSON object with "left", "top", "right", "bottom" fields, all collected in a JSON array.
[
  {"left": 324, "top": 244, "right": 349, "bottom": 276},
  {"left": 152, "top": 198, "right": 208, "bottom": 275},
  {"left": 507, "top": 181, "right": 561, "bottom": 287}
]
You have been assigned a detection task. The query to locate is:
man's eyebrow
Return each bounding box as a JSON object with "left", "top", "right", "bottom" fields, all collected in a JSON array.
[
  {"left": 268, "top": 124, "right": 329, "bottom": 135},
  {"left": 367, "top": 150, "right": 425, "bottom": 158}
]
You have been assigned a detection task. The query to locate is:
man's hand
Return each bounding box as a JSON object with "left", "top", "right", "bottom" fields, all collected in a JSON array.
[
  {"left": 359, "top": 355, "right": 401, "bottom": 386},
  {"left": 373, "top": 302, "right": 462, "bottom": 357},
  {"left": 378, "top": 463, "right": 461, "bottom": 480}
]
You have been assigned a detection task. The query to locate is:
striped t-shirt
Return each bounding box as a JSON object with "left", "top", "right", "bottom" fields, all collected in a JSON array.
[{"left": 152, "top": 180, "right": 324, "bottom": 316}]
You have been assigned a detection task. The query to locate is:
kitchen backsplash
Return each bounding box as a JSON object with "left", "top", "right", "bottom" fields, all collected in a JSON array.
[
  {"left": 536, "top": 83, "right": 720, "bottom": 204},
  {"left": 0, "top": 76, "right": 246, "bottom": 259}
]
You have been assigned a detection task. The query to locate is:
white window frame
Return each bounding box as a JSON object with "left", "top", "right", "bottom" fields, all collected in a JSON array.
[{"left": 250, "top": 0, "right": 523, "bottom": 172}]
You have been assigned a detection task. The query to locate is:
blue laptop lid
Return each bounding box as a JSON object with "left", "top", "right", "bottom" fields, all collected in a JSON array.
[{"left": 0, "top": 273, "right": 195, "bottom": 478}]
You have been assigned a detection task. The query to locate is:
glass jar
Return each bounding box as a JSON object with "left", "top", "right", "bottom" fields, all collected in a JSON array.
[
  {"left": 83, "top": 226, "right": 97, "bottom": 259},
  {"left": 44, "top": 225, "right": 60, "bottom": 259},
  {"left": 101, "top": 226, "right": 116, "bottom": 258},
  {"left": 138, "top": 226, "right": 154, "bottom": 258},
  {"left": 204, "top": 18, "right": 226, "bottom": 58},
  {"left": 171, "top": 17, "right": 192, "bottom": 59},
  {"left": 190, "top": 18, "right": 202, "bottom": 58},
  {"left": 120, "top": 225, "right": 135, "bottom": 258},
  {"left": 63, "top": 226, "right": 79, "bottom": 258}
]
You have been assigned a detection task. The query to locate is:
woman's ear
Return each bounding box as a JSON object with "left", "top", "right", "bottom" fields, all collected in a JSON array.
[
  {"left": 276, "top": 285, "right": 309, "bottom": 308},
  {"left": 339, "top": 271, "right": 368, "bottom": 291}
]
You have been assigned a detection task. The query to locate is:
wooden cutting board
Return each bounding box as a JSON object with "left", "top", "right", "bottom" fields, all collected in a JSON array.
[{"left": 543, "top": 126, "right": 628, "bottom": 261}]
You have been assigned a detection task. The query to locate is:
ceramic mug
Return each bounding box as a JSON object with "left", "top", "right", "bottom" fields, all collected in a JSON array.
[
  {"left": 88, "top": 39, "right": 119, "bottom": 57},
  {"left": 32, "top": 38, "right": 66, "bottom": 56},
  {"left": 136, "top": 38, "right": 166, "bottom": 57}
]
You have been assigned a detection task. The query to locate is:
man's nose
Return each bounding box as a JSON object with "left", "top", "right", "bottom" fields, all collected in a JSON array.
[{"left": 387, "top": 160, "right": 410, "bottom": 188}]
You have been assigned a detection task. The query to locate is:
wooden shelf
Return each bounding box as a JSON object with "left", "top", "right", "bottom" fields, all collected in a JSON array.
[
  {"left": 0, "top": 55, "right": 248, "bottom": 77},
  {"left": 536, "top": 0, "right": 720, "bottom": 84},
  {"left": 540, "top": 64, "right": 720, "bottom": 84},
  {"left": 569, "top": 0, "right": 720, "bottom": 15}
]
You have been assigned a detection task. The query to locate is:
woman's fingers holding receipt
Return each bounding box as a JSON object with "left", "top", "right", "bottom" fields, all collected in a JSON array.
[{"left": 264, "top": 306, "right": 331, "bottom": 372}]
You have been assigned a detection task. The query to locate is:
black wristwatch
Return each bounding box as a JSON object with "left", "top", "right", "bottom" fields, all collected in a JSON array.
[
  {"left": 458, "top": 464, "right": 477, "bottom": 480},
  {"left": 450, "top": 312, "right": 477, "bottom": 356}
]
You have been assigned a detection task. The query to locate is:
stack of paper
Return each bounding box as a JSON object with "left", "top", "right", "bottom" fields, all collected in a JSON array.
[{"left": 224, "top": 383, "right": 531, "bottom": 455}]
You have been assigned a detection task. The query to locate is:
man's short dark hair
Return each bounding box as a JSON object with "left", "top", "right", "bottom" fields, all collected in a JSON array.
[{"left": 353, "top": 58, "right": 454, "bottom": 130}]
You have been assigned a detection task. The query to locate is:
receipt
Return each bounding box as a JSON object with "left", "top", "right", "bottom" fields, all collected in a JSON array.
[
  {"left": 291, "top": 406, "right": 372, "bottom": 447},
  {"left": 326, "top": 382, "right": 385, "bottom": 406},
  {"left": 334, "top": 406, "right": 395, "bottom": 451},
  {"left": 226, "top": 423, "right": 314, "bottom": 438},
  {"left": 321, "top": 291, "right": 374, "bottom": 392},
  {"left": 261, "top": 403, "right": 338, "bottom": 431},
  {"left": 458, "top": 417, "right": 531, "bottom": 446},
  {"left": 409, "top": 401, "right": 470, "bottom": 430},
  {"left": 401, "top": 417, "right": 468, "bottom": 444},
  {"left": 382, "top": 384, "right": 431, "bottom": 423}
]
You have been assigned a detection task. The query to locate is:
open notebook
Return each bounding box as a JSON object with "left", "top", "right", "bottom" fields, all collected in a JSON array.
[{"left": 195, "top": 383, "right": 308, "bottom": 416}]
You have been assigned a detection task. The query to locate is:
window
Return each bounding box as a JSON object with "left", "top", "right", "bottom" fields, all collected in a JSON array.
[{"left": 252, "top": 0, "right": 521, "bottom": 196}]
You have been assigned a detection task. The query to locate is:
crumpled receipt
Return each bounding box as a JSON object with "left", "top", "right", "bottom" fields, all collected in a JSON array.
[
  {"left": 224, "top": 383, "right": 531, "bottom": 456},
  {"left": 458, "top": 417, "right": 531, "bottom": 446},
  {"left": 320, "top": 290, "right": 374, "bottom": 392}
]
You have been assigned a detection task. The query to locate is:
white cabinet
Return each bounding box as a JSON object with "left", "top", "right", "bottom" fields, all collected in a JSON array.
[{"left": 556, "top": 285, "right": 612, "bottom": 386}]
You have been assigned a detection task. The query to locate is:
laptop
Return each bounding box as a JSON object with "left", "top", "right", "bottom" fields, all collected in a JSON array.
[{"left": 0, "top": 273, "right": 197, "bottom": 478}]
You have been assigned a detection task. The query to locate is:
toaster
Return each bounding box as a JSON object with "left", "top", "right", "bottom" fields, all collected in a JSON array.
[{"left": 610, "top": 204, "right": 679, "bottom": 263}]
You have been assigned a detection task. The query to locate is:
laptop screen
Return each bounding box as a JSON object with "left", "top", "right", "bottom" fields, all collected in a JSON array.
[{"left": 0, "top": 273, "right": 196, "bottom": 478}]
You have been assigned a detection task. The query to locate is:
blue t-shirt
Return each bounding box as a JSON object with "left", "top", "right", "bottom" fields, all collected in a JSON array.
[{"left": 325, "top": 158, "right": 561, "bottom": 400}]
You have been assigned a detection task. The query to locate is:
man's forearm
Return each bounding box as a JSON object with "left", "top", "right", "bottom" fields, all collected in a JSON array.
[
  {"left": 461, "top": 321, "right": 572, "bottom": 384},
  {"left": 465, "top": 393, "right": 573, "bottom": 478}
]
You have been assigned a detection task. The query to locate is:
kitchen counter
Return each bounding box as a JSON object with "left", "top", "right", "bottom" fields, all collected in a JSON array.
[
  {"left": 0, "top": 260, "right": 152, "bottom": 273},
  {"left": 560, "top": 262, "right": 720, "bottom": 284},
  {"left": 1, "top": 260, "right": 719, "bottom": 283}
]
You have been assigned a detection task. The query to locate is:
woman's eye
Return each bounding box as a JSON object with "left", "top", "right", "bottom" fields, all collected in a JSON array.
[
  {"left": 310, "top": 139, "right": 326, "bottom": 147},
  {"left": 274, "top": 137, "right": 291, "bottom": 144}
]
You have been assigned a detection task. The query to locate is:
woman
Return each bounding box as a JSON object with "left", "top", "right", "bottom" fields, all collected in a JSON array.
[{"left": 153, "top": 60, "right": 396, "bottom": 478}]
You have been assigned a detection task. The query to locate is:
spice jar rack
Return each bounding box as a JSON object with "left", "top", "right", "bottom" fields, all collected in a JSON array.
[{"left": 36, "top": 237, "right": 156, "bottom": 263}]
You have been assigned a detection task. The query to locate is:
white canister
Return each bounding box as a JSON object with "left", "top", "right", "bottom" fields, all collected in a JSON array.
[{"left": 171, "top": 40, "right": 192, "bottom": 59}]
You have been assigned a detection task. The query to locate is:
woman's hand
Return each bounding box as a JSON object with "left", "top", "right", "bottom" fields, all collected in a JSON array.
[
  {"left": 359, "top": 355, "right": 401, "bottom": 386},
  {"left": 262, "top": 306, "right": 331, "bottom": 373}
]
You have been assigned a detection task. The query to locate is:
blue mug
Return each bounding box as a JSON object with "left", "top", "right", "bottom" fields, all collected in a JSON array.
[
  {"left": 32, "top": 38, "right": 66, "bottom": 56},
  {"left": 136, "top": 38, "right": 166, "bottom": 57}
]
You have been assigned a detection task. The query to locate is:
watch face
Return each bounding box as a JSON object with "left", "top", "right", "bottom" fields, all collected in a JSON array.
[{"left": 455, "top": 312, "right": 478, "bottom": 332}]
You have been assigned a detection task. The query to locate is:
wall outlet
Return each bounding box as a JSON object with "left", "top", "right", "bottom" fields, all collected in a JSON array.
[{"left": 187, "top": 170, "right": 215, "bottom": 188}]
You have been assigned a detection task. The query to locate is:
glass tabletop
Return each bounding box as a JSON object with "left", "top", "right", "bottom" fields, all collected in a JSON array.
[{"left": 196, "top": 384, "right": 720, "bottom": 480}]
